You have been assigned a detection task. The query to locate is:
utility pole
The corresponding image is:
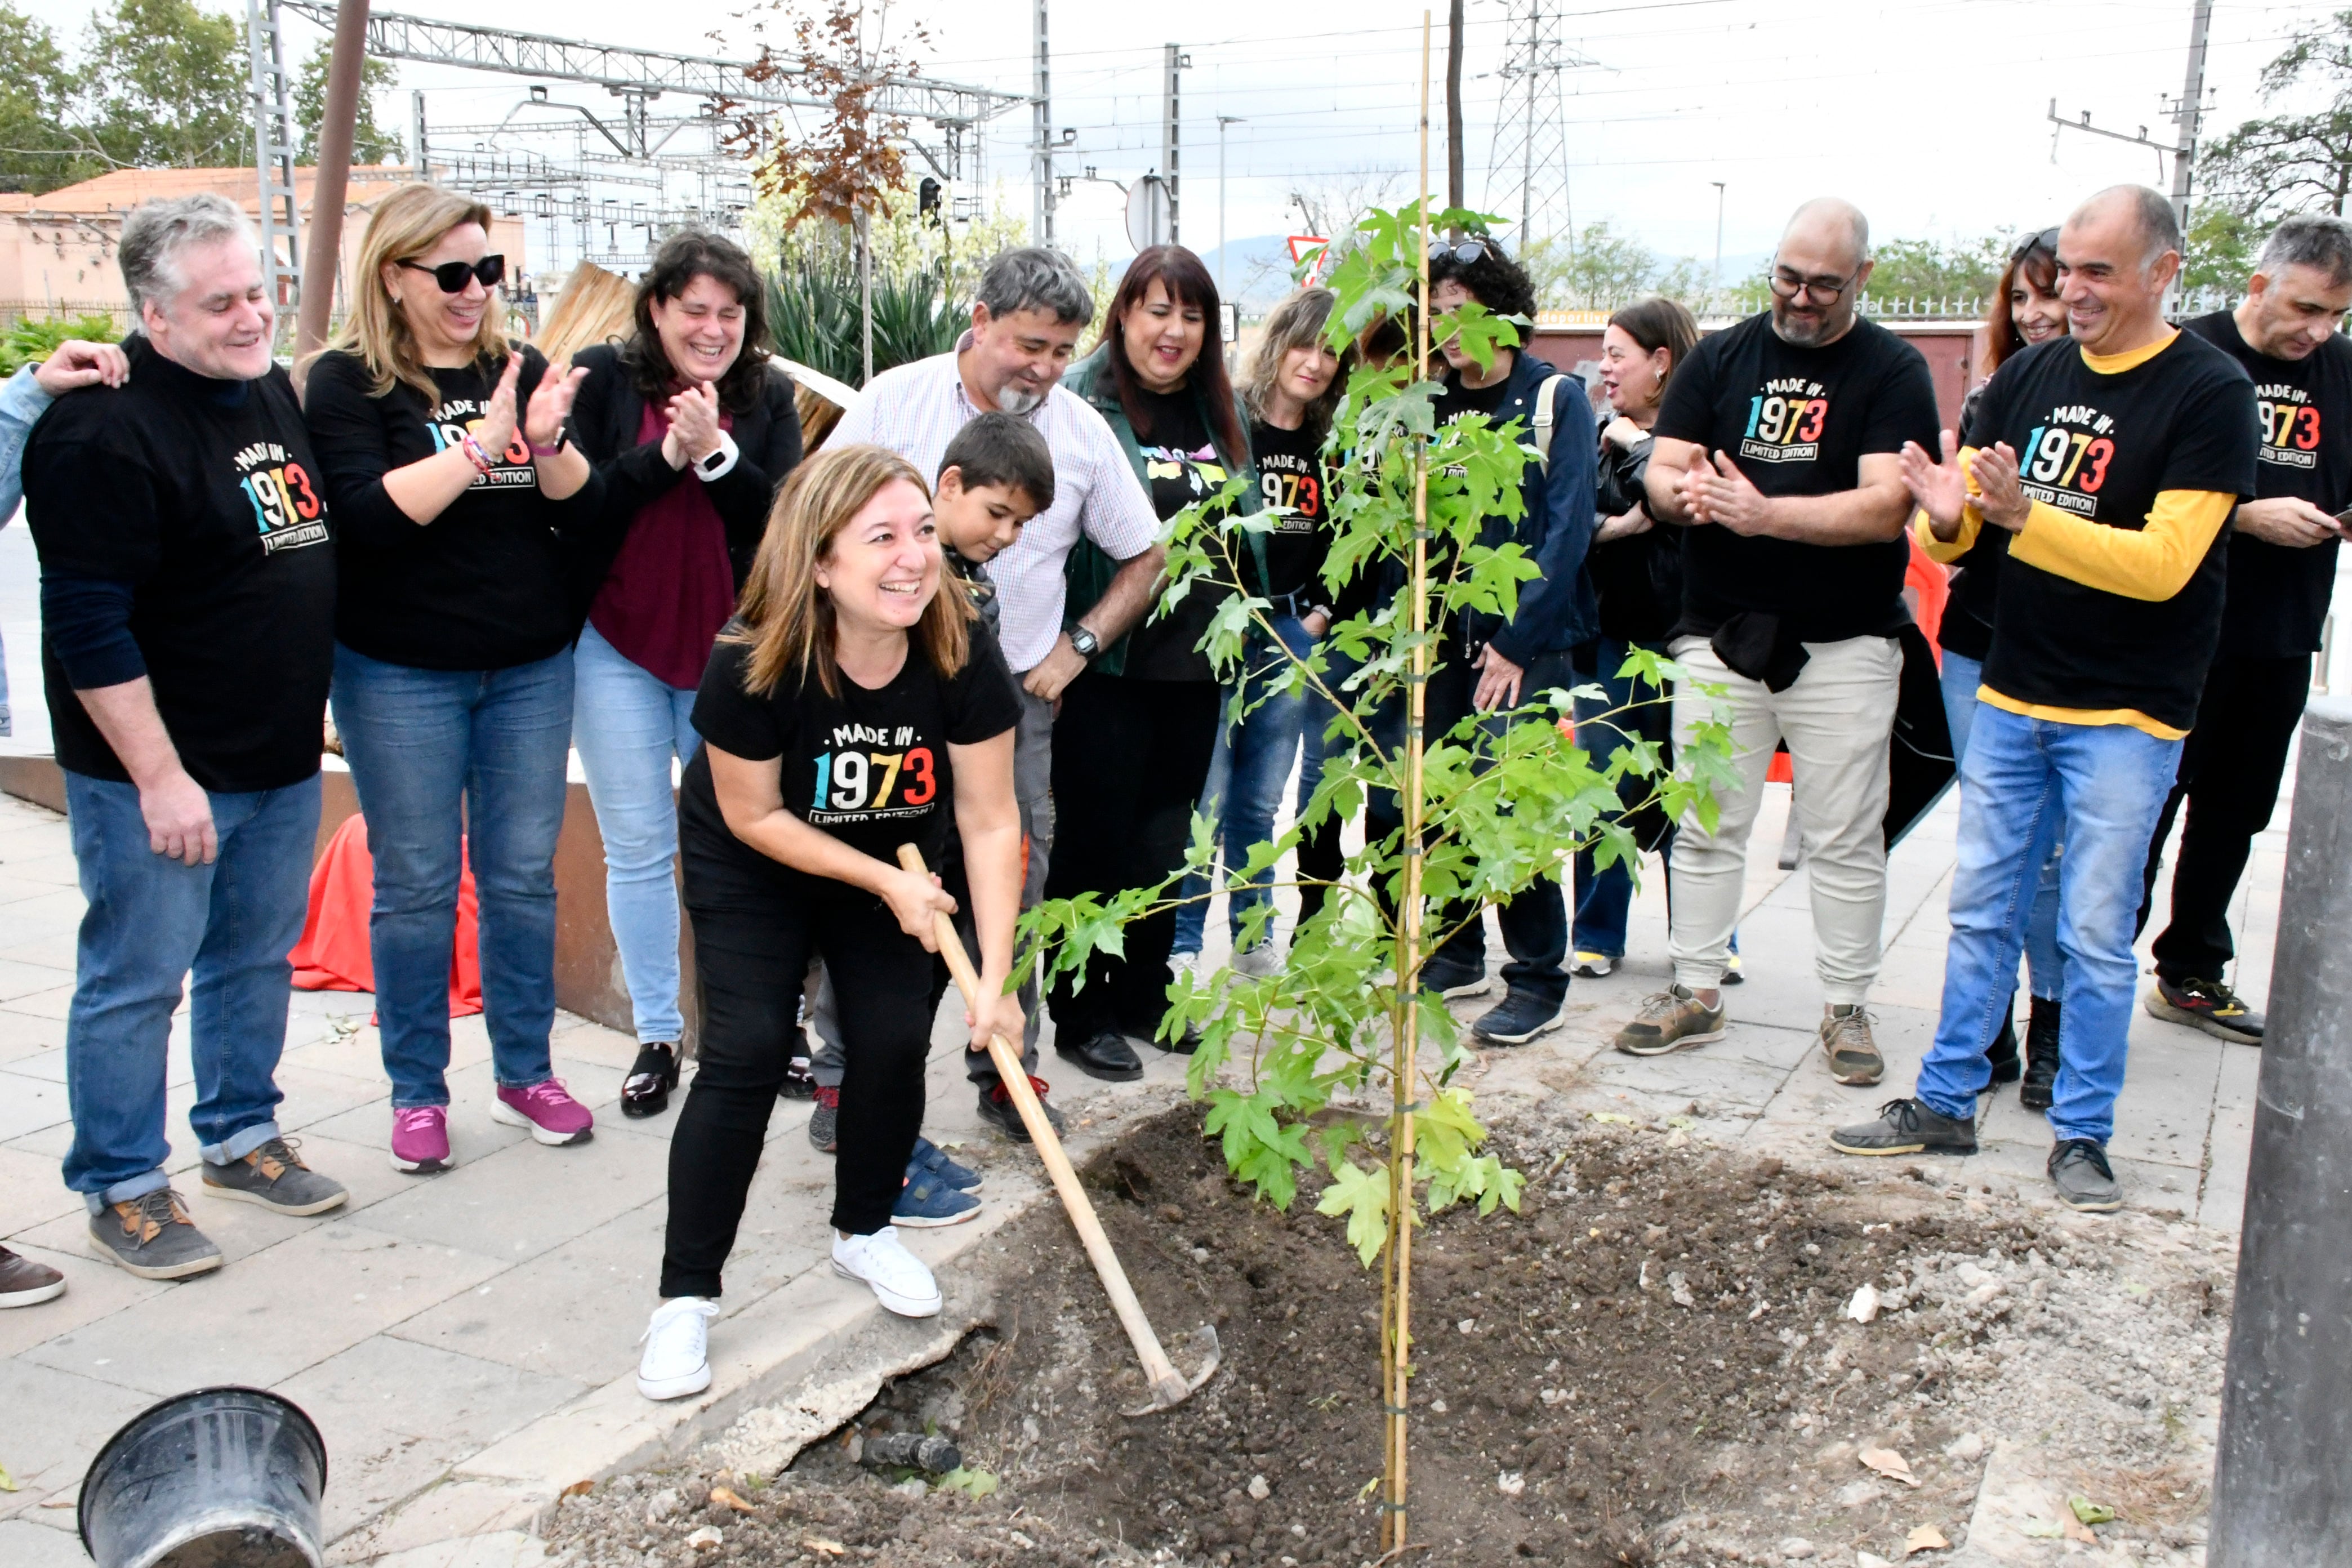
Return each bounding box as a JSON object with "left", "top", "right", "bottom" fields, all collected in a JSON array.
[
  {"left": 410, "top": 88, "right": 428, "bottom": 178},
  {"left": 1445, "top": 0, "right": 1464, "bottom": 213},
  {"left": 1162, "top": 44, "right": 1188, "bottom": 246},
  {"left": 1032, "top": 0, "right": 1054, "bottom": 246},
  {"left": 297, "top": 0, "right": 371, "bottom": 360},
  {"left": 2168, "top": 0, "right": 2213, "bottom": 235},
  {"left": 1218, "top": 115, "right": 1242, "bottom": 300}
]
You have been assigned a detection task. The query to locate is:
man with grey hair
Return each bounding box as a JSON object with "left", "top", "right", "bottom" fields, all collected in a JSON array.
[
  {"left": 1846, "top": 184, "right": 2257, "bottom": 1213},
  {"left": 24, "top": 191, "right": 343, "bottom": 1279},
  {"left": 821, "top": 247, "right": 1165, "bottom": 1138},
  {"left": 2137, "top": 211, "right": 2352, "bottom": 1044},
  {"left": 1620, "top": 197, "right": 1940, "bottom": 1087}
]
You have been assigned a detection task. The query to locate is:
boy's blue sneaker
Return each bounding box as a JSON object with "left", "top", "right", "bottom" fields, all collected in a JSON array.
[
  {"left": 892, "top": 1171, "right": 981, "bottom": 1228},
  {"left": 911, "top": 1135, "right": 982, "bottom": 1192}
]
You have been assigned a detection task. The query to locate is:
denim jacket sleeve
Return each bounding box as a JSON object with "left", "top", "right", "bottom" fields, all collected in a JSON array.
[
  {"left": 0, "top": 366, "right": 55, "bottom": 527},
  {"left": 1486, "top": 374, "right": 1600, "bottom": 666}
]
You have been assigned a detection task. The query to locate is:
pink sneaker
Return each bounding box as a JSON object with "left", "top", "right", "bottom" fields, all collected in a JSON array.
[
  {"left": 390, "top": 1106, "right": 453, "bottom": 1174},
  {"left": 492, "top": 1079, "right": 595, "bottom": 1147}
]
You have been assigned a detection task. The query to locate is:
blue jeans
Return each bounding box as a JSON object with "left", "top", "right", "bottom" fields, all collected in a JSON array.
[
  {"left": 1173, "top": 615, "right": 1318, "bottom": 954},
  {"left": 62, "top": 771, "right": 320, "bottom": 1210},
  {"left": 1914, "top": 705, "right": 2180, "bottom": 1144},
  {"left": 332, "top": 643, "right": 573, "bottom": 1108},
  {"left": 572, "top": 624, "right": 699, "bottom": 1045},
  {"left": 1940, "top": 650, "right": 2061, "bottom": 1002}
]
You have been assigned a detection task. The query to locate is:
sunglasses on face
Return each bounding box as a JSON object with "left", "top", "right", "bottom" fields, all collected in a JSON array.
[{"left": 399, "top": 254, "right": 506, "bottom": 293}]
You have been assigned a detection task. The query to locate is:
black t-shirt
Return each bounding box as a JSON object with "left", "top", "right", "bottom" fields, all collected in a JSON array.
[
  {"left": 1249, "top": 417, "right": 1331, "bottom": 602},
  {"left": 1124, "top": 384, "right": 1236, "bottom": 682},
  {"left": 678, "top": 626, "right": 1021, "bottom": 896},
  {"left": 1653, "top": 312, "right": 1940, "bottom": 642},
  {"left": 26, "top": 338, "right": 336, "bottom": 791},
  {"left": 303, "top": 345, "right": 588, "bottom": 671},
  {"left": 1965, "top": 332, "right": 2258, "bottom": 730},
  {"left": 2184, "top": 310, "right": 2352, "bottom": 659}
]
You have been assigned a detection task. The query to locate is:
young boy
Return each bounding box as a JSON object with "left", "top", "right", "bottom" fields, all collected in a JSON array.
[{"left": 801, "top": 416, "right": 1063, "bottom": 1215}]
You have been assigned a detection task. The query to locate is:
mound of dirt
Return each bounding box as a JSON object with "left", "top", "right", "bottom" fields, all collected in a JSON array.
[{"left": 545, "top": 1104, "right": 2228, "bottom": 1567}]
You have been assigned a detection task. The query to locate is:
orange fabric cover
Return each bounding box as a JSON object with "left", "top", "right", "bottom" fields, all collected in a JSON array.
[{"left": 289, "top": 813, "right": 483, "bottom": 1017}]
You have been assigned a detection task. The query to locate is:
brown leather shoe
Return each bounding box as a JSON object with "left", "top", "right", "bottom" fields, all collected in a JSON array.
[{"left": 0, "top": 1244, "right": 65, "bottom": 1307}]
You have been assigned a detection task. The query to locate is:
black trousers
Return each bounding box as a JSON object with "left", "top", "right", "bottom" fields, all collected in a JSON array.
[
  {"left": 1364, "top": 650, "right": 1571, "bottom": 1009},
  {"left": 2137, "top": 653, "right": 2311, "bottom": 986},
  {"left": 1043, "top": 670, "right": 1220, "bottom": 1041},
  {"left": 662, "top": 856, "right": 947, "bottom": 1298}
]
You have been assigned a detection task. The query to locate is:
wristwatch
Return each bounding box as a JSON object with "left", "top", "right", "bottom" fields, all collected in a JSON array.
[{"left": 1067, "top": 625, "right": 1102, "bottom": 662}]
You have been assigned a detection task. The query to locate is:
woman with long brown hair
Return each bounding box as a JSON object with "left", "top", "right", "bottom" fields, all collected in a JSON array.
[
  {"left": 302, "top": 184, "right": 600, "bottom": 1176},
  {"left": 1933, "top": 225, "right": 2068, "bottom": 1103},
  {"left": 637, "top": 443, "right": 1024, "bottom": 1399},
  {"left": 566, "top": 230, "right": 804, "bottom": 1116},
  {"left": 1044, "top": 244, "right": 1259, "bottom": 1077}
]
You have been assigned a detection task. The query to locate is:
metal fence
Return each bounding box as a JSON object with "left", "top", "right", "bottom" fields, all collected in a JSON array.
[
  {"left": 1542, "top": 283, "right": 2246, "bottom": 327},
  {"left": 0, "top": 301, "right": 134, "bottom": 330}
]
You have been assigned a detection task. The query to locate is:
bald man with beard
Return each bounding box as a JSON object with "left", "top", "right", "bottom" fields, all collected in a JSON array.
[{"left": 1613, "top": 197, "right": 1941, "bottom": 1090}]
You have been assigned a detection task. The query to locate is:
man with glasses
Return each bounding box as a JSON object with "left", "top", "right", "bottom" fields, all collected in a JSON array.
[
  {"left": 1845, "top": 186, "right": 2256, "bottom": 1212},
  {"left": 1614, "top": 198, "right": 1939, "bottom": 1087},
  {"left": 2137, "top": 214, "right": 2352, "bottom": 1045}
]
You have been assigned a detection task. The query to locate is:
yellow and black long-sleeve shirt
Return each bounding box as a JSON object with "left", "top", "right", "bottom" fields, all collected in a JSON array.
[{"left": 1914, "top": 331, "right": 2257, "bottom": 737}]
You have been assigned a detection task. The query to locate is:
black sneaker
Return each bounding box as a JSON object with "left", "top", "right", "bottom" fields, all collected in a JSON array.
[
  {"left": 978, "top": 1078, "right": 1066, "bottom": 1143},
  {"left": 808, "top": 1085, "right": 839, "bottom": 1154},
  {"left": 2145, "top": 975, "right": 2262, "bottom": 1045},
  {"left": 1471, "top": 989, "right": 1563, "bottom": 1045},
  {"left": 1420, "top": 961, "right": 1492, "bottom": 1000},
  {"left": 778, "top": 1045, "right": 817, "bottom": 1101},
  {"left": 90, "top": 1188, "right": 222, "bottom": 1280},
  {"left": 2020, "top": 995, "right": 2061, "bottom": 1111},
  {"left": 1829, "top": 1097, "right": 1977, "bottom": 1157},
  {"left": 2048, "top": 1138, "right": 2122, "bottom": 1211}
]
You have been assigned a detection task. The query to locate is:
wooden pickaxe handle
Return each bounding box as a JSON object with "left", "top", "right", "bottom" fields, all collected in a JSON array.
[{"left": 896, "top": 845, "right": 1189, "bottom": 1407}]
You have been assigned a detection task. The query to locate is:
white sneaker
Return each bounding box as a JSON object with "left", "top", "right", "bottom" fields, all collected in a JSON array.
[
  {"left": 832, "top": 1227, "right": 942, "bottom": 1318},
  {"left": 1232, "top": 941, "right": 1285, "bottom": 980},
  {"left": 636, "top": 1296, "right": 719, "bottom": 1401},
  {"left": 1170, "top": 951, "right": 1202, "bottom": 982}
]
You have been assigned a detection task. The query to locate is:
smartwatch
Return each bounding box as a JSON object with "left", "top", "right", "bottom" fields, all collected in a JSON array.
[
  {"left": 693, "top": 431, "right": 740, "bottom": 482},
  {"left": 1067, "top": 625, "right": 1102, "bottom": 662}
]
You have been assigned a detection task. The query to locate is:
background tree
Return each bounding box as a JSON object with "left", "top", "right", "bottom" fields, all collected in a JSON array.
[
  {"left": 296, "top": 38, "right": 404, "bottom": 165},
  {"left": 1521, "top": 219, "right": 1709, "bottom": 308},
  {"left": 1859, "top": 233, "right": 2010, "bottom": 303},
  {"left": 0, "top": 7, "right": 88, "bottom": 192},
  {"left": 82, "top": 0, "right": 247, "bottom": 170}
]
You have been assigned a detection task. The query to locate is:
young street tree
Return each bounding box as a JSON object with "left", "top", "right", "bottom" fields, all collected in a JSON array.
[{"left": 1023, "top": 199, "right": 1728, "bottom": 1548}]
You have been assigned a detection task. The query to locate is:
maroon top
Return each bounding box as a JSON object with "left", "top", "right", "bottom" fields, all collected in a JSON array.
[{"left": 589, "top": 402, "right": 739, "bottom": 689}]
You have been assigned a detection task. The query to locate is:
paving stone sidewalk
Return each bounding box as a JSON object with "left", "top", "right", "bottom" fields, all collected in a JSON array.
[{"left": 0, "top": 744, "right": 2281, "bottom": 1565}]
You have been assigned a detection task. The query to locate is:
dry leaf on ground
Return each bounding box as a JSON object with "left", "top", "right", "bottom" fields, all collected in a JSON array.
[
  {"left": 559, "top": 1479, "right": 593, "bottom": 1500},
  {"left": 803, "top": 1542, "right": 847, "bottom": 1558},
  {"left": 710, "top": 1486, "right": 756, "bottom": 1514},
  {"left": 1859, "top": 1447, "right": 1921, "bottom": 1487},
  {"left": 2063, "top": 1511, "right": 2099, "bottom": 1544},
  {"left": 1903, "top": 1523, "right": 1949, "bottom": 1554}
]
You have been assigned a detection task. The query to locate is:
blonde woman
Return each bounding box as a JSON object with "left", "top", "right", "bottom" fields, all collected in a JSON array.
[
  {"left": 302, "top": 184, "right": 600, "bottom": 1176},
  {"left": 636, "top": 443, "right": 1023, "bottom": 1400}
]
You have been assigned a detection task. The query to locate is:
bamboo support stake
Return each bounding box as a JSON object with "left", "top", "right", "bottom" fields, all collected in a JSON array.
[
  {"left": 1384, "top": 14, "right": 1436, "bottom": 1553},
  {"left": 894, "top": 844, "right": 1192, "bottom": 1410}
]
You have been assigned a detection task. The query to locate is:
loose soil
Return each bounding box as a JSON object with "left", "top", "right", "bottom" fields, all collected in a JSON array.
[{"left": 547, "top": 1101, "right": 2231, "bottom": 1568}]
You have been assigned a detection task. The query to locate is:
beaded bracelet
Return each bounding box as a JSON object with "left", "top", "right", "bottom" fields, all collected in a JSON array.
[{"left": 459, "top": 433, "right": 495, "bottom": 474}]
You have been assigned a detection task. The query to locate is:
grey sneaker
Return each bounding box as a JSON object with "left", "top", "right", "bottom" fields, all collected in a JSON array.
[
  {"left": 809, "top": 1086, "right": 839, "bottom": 1153},
  {"left": 1232, "top": 941, "right": 1285, "bottom": 980},
  {"left": 201, "top": 1137, "right": 348, "bottom": 1217},
  {"left": 1819, "top": 1005, "right": 1884, "bottom": 1086},
  {"left": 1829, "top": 1097, "right": 1977, "bottom": 1157},
  {"left": 1611, "top": 985, "right": 1726, "bottom": 1055},
  {"left": 90, "top": 1188, "right": 222, "bottom": 1280},
  {"left": 2048, "top": 1138, "right": 2123, "bottom": 1212}
]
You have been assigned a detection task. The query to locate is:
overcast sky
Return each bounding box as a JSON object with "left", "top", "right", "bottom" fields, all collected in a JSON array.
[{"left": 25, "top": 0, "right": 2347, "bottom": 273}]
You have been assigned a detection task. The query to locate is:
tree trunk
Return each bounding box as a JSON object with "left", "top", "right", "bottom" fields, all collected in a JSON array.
[{"left": 1446, "top": 0, "right": 1465, "bottom": 213}]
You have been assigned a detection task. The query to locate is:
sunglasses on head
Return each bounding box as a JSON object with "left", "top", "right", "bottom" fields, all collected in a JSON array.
[
  {"left": 1428, "top": 237, "right": 1504, "bottom": 265},
  {"left": 399, "top": 254, "right": 506, "bottom": 293},
  {"left": 2011, "top": 227, "right": 2059, "bottom": 263}
]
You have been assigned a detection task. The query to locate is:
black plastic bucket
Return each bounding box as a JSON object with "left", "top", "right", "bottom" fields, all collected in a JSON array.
[{"left": 79, "top": 1386, "right": 328, "bottom": 1568}]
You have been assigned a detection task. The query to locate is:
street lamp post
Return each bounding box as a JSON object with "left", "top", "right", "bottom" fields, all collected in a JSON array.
[
  {"left": 1218, "top": 114, "right": 1244, "bottom": 302},
  {"left": 1711, "top": 181, "right": 1727, "bottom": 290}
]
